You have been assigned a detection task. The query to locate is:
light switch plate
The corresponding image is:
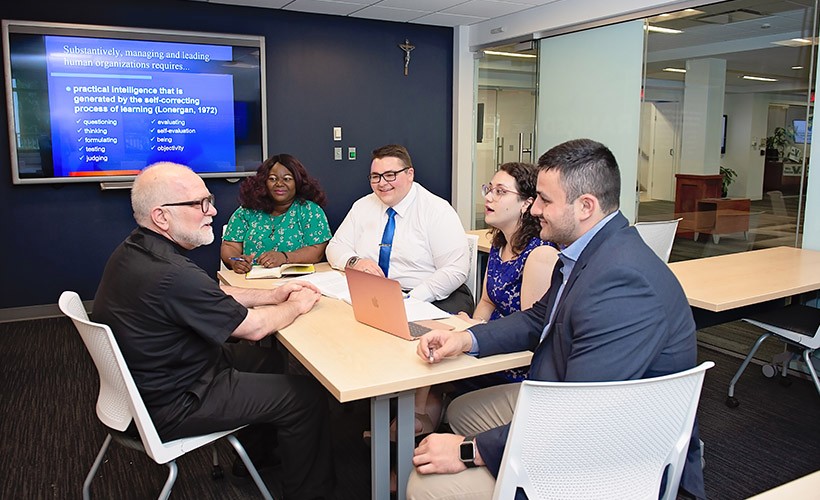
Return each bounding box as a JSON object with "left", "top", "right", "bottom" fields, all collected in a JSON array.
[
  {"left": 333, "top": 127, "right": 342, "bottom": 141},
  {"left": 334, "top": 147, "right": 342, "bottom": 160},
  {"left": 348, "top": 147, "right": 356, "bottom": 160}
]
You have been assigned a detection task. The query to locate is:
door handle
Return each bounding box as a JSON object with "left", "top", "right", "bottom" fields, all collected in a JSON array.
[{"left": 519, "top": 133, "right": 533, "bottom": 161}]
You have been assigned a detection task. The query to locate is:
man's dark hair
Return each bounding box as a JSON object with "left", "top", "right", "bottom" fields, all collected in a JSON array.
[
  {"left": 537, "top": 138, "right": 620, "bottom": 214},
  {"left": 372, "top": 144, "right": 413, "bottom": 169}
]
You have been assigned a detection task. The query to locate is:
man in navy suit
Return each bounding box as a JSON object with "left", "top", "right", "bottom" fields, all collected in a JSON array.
[{"left": 407, "top": 138, "right": 705, "bottom": 499}]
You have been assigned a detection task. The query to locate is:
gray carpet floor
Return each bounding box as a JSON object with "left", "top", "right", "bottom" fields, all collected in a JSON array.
[{"left": 1, "top": 317, "right": 818, "bottom": 499}]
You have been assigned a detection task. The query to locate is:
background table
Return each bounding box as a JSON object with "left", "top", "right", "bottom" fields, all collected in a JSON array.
[
  {"left": 668, "top": 246, "right": 820, "bottom": 330},
  {"left": 669, "top": 247, "right": 820, "bottom": 313},
  {"left": 218, "top": 265, "right": 531, "bottom": 499}
]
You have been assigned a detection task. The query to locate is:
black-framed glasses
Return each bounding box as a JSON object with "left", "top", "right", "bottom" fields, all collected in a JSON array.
[
  {"left": 481, "top": 184, "right": 521, "bottom": 199},
  {"left": 161, "top": 194, "right": 215, "bottom": 214},
  {"left": 369, "top": 167, "right": 409, "bottom": 184}
]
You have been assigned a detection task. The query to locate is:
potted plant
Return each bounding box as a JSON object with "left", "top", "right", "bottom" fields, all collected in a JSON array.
[
  {"left": 765, "top": 126, "right": 795, "bottom": 161},
  {"left": 720, "top": 166, "right": 737, "bottom": 197}
]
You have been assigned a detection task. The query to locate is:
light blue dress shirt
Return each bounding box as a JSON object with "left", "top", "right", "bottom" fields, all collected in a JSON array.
[{"left": 467, "top": 210, "right": 621, "bottom": 355}]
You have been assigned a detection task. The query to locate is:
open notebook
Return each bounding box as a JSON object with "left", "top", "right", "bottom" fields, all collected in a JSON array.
[{"left": 245, "top": 263, "right": 315, "bottom": 279}]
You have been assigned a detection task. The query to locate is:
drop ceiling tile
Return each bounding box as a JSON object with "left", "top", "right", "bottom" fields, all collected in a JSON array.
[
  {"left": 351, "top": 5, "right": 429, "bottom": 23},
  {"left": 445, "top": 0, "right": 534, "bottom": 18},
  {"left": 282, "top": 0, "right": 367, "bottom": 16},
  {"left": 377, "top": 0, "right": 465, "bottom": 11},
  {"left": 412, "top": 11, "right": 487, "bottom": 27},
  {"left": 205, "top": 0, "right": 293, "bottom": 7}
]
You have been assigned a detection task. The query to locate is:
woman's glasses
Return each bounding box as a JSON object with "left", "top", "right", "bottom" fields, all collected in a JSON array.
[
  {"left": 481, "top": 184, "right": 520, "bottom": 199},
  {"left": 268, "top": 175, "right": 295, "bottom": 184}
]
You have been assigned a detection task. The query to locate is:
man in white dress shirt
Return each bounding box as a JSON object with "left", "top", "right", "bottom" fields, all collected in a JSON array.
[{"left": 326, "top": 144, "right": 473, "bottom": 314}]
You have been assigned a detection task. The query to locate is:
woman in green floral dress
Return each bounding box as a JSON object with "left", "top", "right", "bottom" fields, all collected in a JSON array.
[{"left": 221, "top": 154, "right": 332, "bottom": 273}]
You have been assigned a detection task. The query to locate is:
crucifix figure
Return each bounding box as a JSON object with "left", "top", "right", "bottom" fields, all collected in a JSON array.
[{"left": 399, "top": 39, "right": 415, "bottom": 76}]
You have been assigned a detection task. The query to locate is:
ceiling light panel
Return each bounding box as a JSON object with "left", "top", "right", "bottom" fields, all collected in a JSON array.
[{"left": 742, "top": 75, "right": 778, "bottom": 81}]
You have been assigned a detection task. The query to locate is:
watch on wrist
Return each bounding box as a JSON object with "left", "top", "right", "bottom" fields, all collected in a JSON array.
[
  {"left": 346, "top": 256, "right": 360, "bottom": 268},
  {"left": 459, "top": 435, "right": 478, "bottom": 468}
]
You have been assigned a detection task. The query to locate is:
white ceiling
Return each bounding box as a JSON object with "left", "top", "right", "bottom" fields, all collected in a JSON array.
[
  {"left": 192, "top": 0, "right": 817, "bottom": 95},
  {"left": 645, "top": 0, "right": 817, "bottom": 95},
  {"left": 191, "top": 0, "right": 556, "bottom": 27}
]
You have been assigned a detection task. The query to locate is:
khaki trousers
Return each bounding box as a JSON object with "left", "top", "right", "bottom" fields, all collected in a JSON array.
[{"left": 406, "top": 383, "right": 520, "bottom": 500}]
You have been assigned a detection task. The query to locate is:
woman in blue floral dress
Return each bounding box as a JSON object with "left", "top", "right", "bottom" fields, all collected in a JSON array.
[
  {"left": 463, "top": 162, "right": 559, "bottom": 383},
  {"left": 221, "top": 154, "right": 331, "bottom": 273},
  {"left": 409, "top": 163, "right": 559, "bottom": 442}
]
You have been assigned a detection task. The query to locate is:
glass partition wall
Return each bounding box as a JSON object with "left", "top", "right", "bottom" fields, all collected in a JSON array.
[
  {"left": 474, "top": 42, "right": 538, "bottom": 230},
  {"left": 638, "top": 0, "right": 818, "bottom": 262},
  {"left": 470, "top": 1, "right": 818, "bottom": 263}
]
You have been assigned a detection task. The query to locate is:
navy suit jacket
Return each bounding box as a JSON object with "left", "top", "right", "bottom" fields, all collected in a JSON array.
[{"left": 471, "top": 212, "right": 705, "bottom": 499}]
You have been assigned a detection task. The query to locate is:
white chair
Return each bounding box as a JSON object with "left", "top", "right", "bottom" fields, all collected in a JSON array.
[
  {"left": 58, "top": 291, "right": 274, "bottom": 500},
  {"left": 220, "top": 224, "right": 231, "bottom": 272},
  {"left": 492, "top": 361, "right": 713, "bottom": 500},
  {"left": 766, "top": 190, "right": 788, "bottom": 217},
  {"left": 634, "top": 218, "right": 682, "bottom": 263},
  {"left": 466, "top": 233, "right": 479, "bottom": 304},
  {"left": 726, "top": 305, "right": 820, "bottom": 408}
]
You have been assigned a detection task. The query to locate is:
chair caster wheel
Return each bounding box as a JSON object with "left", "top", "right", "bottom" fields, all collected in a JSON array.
[
  {"left": 761, "top": 364, "right": 778, "bottom": 378},
  {"left": 725, "top": 396, "right": 739, "bottom": 408},
  {"left": 212, "top": 465, "right": 224, "bottom": 480},
  {"left": 779, "top": 377, "right": 793, "bottom": 387}
]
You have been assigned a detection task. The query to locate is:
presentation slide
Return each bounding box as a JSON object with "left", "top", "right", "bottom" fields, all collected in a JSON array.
[{"left": 44, "top": 36, "right": 238, "bottom": 177}]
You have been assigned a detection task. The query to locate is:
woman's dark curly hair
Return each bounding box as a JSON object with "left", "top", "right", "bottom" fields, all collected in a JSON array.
[
  {"left": 238, "top": 154, "right": 327, "bottom": 212},
  {"left": 489, "top": 162, "right": 542, "bottom": 256}
]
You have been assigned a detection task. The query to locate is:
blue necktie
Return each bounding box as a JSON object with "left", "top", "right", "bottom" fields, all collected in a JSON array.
[{"left": 378, "top": 208, "right": 397, "bottom": 276}]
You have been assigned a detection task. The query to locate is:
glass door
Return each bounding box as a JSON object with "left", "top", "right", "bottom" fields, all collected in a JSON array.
[
  {"left": 473, "top": 41, "right": 538, "bottom": 229},
  {"left": 638, "top": 0, "right": 818, "bottom": 260}
]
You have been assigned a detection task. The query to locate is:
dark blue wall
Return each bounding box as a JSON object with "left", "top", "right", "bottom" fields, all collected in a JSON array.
[{"left": 0, "top": 0, "right": 453, "bottom": 308}]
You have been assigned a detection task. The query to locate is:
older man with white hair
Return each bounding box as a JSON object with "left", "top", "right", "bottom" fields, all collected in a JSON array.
[{"left": 93, "top": 162, "right": 335, "bottom": 500}]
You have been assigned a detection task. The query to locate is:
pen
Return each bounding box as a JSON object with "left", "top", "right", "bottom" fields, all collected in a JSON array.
[
  {"left": 428, "top": 347, "right": 435, "bottom": 363},
  {"left": 229, "top": 257, "right": 246, "bottom": 262}
]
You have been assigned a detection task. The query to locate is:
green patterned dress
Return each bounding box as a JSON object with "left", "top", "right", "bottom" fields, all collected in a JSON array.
[{"left": 224, "top": 200, "right": 332, "bottom": 257}]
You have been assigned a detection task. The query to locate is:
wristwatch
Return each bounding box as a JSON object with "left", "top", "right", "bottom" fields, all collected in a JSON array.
[
  {"left": 346, "top": 256, "right": 360, "bottom": 268},
  {"left": 459, "top": 435, "right": 478, "bottom": 468}
]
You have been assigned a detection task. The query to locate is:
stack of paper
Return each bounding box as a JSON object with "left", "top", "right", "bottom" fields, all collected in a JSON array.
[{"left": 296, "top": 271, "right": 351, "bottom": 302}]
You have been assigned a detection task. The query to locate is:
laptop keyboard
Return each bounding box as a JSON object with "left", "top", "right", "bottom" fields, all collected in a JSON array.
[{"left": 408, "top": 322, "right": 432, "bottom": 338}]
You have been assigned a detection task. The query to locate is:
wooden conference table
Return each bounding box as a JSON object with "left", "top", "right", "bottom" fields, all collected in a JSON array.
[
  {"left": 471, "top": 231, "right": 820, "bottom": 311},
  {"left": 466, "top": 228, "right": 492, "bottom": 253},
  {"left": 217, "top": 264, "right": 531, "bottom": 500},
  {"left": 747, "top": 469, "right": 820, "bottom": 499},
  {"left": 668, "top": 247, "right": 820, "bottom": 324}
]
